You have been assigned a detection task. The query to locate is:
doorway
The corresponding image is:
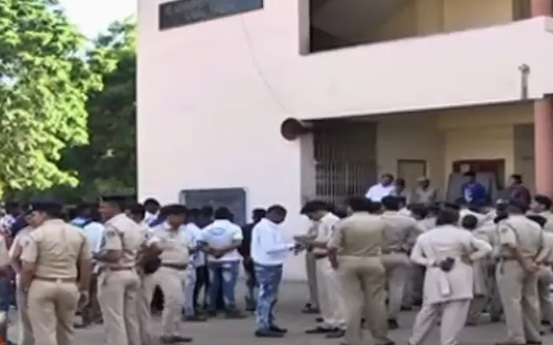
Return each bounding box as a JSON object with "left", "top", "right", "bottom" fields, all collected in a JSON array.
[{"left": 452, "top": 159, "right": 505, "bottom": 188}]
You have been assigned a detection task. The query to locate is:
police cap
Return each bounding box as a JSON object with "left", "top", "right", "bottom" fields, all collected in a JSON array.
[{"left": 30, "top": 199, "right": 63, "bottom": 214}]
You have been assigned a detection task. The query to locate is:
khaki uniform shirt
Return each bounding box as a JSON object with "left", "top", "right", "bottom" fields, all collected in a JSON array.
[
  {"left": 312, "top": 213, "right": 340, "bottom": 255},
  {"left": 328, "top": 212, "right": 385, "bottom": 257},
  {"left": 380, "top": 211, "right": 423, "bottom": 253},
  {"left": 9, "top": 226, "right": 32, "bottom": 275},
  {"left": 411, "top": 187, "right": 438, "bottom": 205},
  {"left": 98, "top": 213, "right": 144, "bottom": 269},
  {"left": 154, "top": 223, "right": 189, "bottom": 265},
  {"left": 20, "top": 219, "right": 90, "bottom": 279},
  {"left": 497, "top": 214, "right": 543, "bottom": 259},
  {"left": 538, "top": 210, "right": 553, "bottom": 233}
]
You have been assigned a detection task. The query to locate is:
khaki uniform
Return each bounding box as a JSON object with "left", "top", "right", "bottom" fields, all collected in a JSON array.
[
  {"left": 97, "top": 213, "right": 143, "bottom": 345},
  {"left": 466, "top": 221, "right": 498, "bottom": 324},
  {"left": 20, "top": 219, "right": 90, "bottom": 345},
  {"left": 328, "top": 212, "right": 392, "bottom": 345},
  {"left": 539, "top": 210, "right": 553, "bottom": 233},
  {"left": 537, "top": 232, "right": 553, "bottom": 323},
  {"left": 496, "top": 215, "right": 544, "bottom": 344},
  {"left": 153, "top": 224, "right": 190, "bottom": 338},
  {"left": 312, "top": 213, "right": 345, "bottom": 330},
  {"left": 136, "top": 222, "right": 159, "bottom": 345},
  {"left": 409, "top": 225, "right": 492, "bottom": 345},
  {"left": 9, "top": 227, "right": 34, "bottom": 345},
  {"left": 380, "top": 211, "right": 422, "bottom": 321},
  {"left": 304, "top": 221, "right": 319, "bottom": 310}
]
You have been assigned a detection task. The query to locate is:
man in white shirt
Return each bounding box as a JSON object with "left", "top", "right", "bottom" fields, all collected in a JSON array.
[
  {"left": 365, "top": 173, "right": 395, "bottom": 202},
  {"left": 251, "top": 205, "right": 297, "bottom": 338},
  {"left": 201, "top": 207, "right": 244, "bottom": 318}
]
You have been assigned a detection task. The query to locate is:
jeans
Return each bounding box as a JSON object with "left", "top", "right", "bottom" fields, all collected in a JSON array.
[
  {"left": 255, "top": 264, "right": 283, "bottom": 330},
  {"left": 0, "top": 276, "right": 12, "bottom": 340},
  {"left": 208, "top": 261, "right": 239, "bottom": 311},
  {"left": 184, "top": 265, "right": 196, "bottom": 316}
]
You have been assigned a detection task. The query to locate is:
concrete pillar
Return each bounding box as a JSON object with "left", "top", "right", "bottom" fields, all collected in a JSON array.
[
  {"left": 531, "top": 0, "right": 551, "bottom": 16},
  {"left": 532, "top": 0, "right": 553, "bottom": 196}
]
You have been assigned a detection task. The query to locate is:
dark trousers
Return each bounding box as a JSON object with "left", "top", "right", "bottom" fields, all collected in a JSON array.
[{"left": 193, "top": 265, "right": 210, "bottom": 310}]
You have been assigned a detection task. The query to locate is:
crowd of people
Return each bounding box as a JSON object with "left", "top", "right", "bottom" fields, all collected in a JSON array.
[{"left": 0, "top": 169, "right": 550, "bottom": 345}]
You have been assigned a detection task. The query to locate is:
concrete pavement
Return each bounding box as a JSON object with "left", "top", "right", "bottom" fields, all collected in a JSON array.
[{"left": 7, "top": 281, "right": 553, "bottom": 345}]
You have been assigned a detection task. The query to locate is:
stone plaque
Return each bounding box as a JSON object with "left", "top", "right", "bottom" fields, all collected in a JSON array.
[{"left": 159, "top": 0, "right": 263, "bottom": 31}]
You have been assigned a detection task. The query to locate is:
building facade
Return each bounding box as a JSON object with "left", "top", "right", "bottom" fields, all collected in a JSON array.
[{"left": 137, "top": 0, "right": 553, "bottom": 278}]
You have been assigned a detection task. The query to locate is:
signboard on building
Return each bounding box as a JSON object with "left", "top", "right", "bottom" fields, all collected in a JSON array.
[{"left": 159, "top": 0, "right": 263, "bottom": 31}]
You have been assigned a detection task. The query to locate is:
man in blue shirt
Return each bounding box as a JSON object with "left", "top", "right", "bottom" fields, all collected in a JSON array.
[{"left": 461, "top": 171, "right": 487, "bottom": 206}]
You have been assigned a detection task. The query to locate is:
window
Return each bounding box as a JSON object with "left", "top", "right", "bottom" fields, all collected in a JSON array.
[{"left": 159, "top": 0, "right": 264, "bottom": 31}]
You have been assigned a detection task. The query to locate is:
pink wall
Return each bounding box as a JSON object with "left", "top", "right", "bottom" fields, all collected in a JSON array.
[{"left": 137, "top": 0, "right": 553, "bottom": 278}]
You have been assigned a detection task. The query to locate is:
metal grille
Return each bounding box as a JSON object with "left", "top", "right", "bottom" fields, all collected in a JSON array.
[{"left": 313, "top": 121, "right": 377, "bottom": 205}]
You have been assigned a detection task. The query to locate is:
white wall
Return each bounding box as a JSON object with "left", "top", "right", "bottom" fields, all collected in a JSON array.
[{"left": 137, "top": 0, "right": 551, "bottom": 278}]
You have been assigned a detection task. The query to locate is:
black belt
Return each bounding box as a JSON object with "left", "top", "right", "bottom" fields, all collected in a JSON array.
[{"left": 161, "top": 263, "right": 188, "bottom": 270}]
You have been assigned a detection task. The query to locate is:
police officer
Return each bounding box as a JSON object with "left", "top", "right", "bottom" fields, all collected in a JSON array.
[
  {"left": 127, "top": 203, "right": 162, "bottom": 345},
  {"left": 20, "top": 199, "right": 92, "bottom": 345},
  {"left": 9, "top": 210, "right": 35, "bottom": 345},
  {"left": 495, "top": 200, "right": 544, "bottom": 345},
  {"left": 327, "top": 197, "right": 394, "bottom": 345},
  {"left": 379, "top": 196, "right": 423, "bottom": 329},
  {"left": 152, "top": 204, "right": 192, "bottom": 344},
  {"left": 96, "top": 195, "right": 143, "bottom": 345}
]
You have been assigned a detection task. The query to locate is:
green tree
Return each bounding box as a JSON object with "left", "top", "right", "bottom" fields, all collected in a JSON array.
[
  {"left": 61, "top": 19, "right": 137, "bottom": 199},
  {"left": 0, "top": 0, "right": 104, "bottom": 193}
]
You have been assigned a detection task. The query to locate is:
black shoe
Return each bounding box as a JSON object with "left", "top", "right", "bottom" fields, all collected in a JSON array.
[
  {"left": 270, "top": 325, "right": 288, "bottom": 334},
  {"left": 401, "top": 305, "right": 412, "bottom": 311},
  {"left": 206, "top": 309, "right": 217, "bottom": 317},
  {"left": 225, "top": 310, "right": 247, "bottom": 319},
  {"left": 387, "top": 319, "right": 399, "bottom": 329},
  {"left": 183, "top": 315, "right": 207, "bottom": 322},
  {"left": 315, "top": 317, "right": 324, "bottom": 322},
  {"left": 161, "top": 335, "right": 193, "bottom": 344},
  {"left": 255, "top": 329, "right": 284, "bottom": 338},
  {"left": 302, "top": 304, "right": 320, "bottom": 314},
  {"left": 305, "top": 326, "right": 335, "bottom": 334},
  {"left": 325, "top": 329, "right": 345, "bottom": 339},
  {"left": 490, "top": 315, "right": 501, "bottom": 323}
]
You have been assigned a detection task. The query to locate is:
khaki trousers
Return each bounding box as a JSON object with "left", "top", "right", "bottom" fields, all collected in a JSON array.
[
  {"left": 98, "top": 270, "right": 140, "bottom": 345},
  {"left": 496, "top": 261, "right": 541, "bottom": 344},
  {"left": 336, "top": 256, "right": 392, "bottom": 345},
  {"left": 137, "top": 273, "right": 156, "bottom": 345},
  {"left": 15, "top": 278, "right": 34, "bottom": 345},
  {"left": 27, "top": 280, "right": 79, "bottom": 345},
  {"left": 381, "top": 252, "right": 410, "bottom": 320},
  {"left": 537, "top": 265, "right": 553, "bottom": 323},
  {"left": 153, "top": 266, "right": 187, "bottom": 337},
  {"left": 305, "top": 252, "right": 319, "bottom": 308},
  {"left": 315, "top": 259, "right": 346, "bottom": 329},
  {"left": 409, "top": 299, "right": 470, "bottom": 345}
]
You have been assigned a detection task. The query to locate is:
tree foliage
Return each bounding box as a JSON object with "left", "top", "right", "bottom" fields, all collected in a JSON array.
[
  {"left": 0, "top": 0, "right": 104, "bottom": 192},
  {"left": 60, "top": 19, "right": 137, "bottom": 200}
]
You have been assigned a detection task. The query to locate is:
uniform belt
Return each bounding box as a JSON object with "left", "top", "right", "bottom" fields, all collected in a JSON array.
[
  {"left": 161, "top": 263, "right": 188, "bottom": 270},
  {"left": 382, "top": 249, "right": 407, "bottom": 254},
  {"left": 100, "top": 266, "right": 134, "bottom": 272},
  {"left": 34, "top": 277, "right": 76, "bottom": 283}
]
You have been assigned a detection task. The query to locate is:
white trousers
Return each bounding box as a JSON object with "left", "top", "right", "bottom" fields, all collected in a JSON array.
[
  {"left": 409, "top": 299, "right": 470, "bottom": 345},
  {"left": 315, "top": 259, "right": 346, "bottom": 329}
]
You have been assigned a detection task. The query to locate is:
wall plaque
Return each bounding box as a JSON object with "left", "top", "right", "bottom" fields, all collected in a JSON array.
[{"left": 159, "top": 0, "right": 263, "bottom": 31}]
